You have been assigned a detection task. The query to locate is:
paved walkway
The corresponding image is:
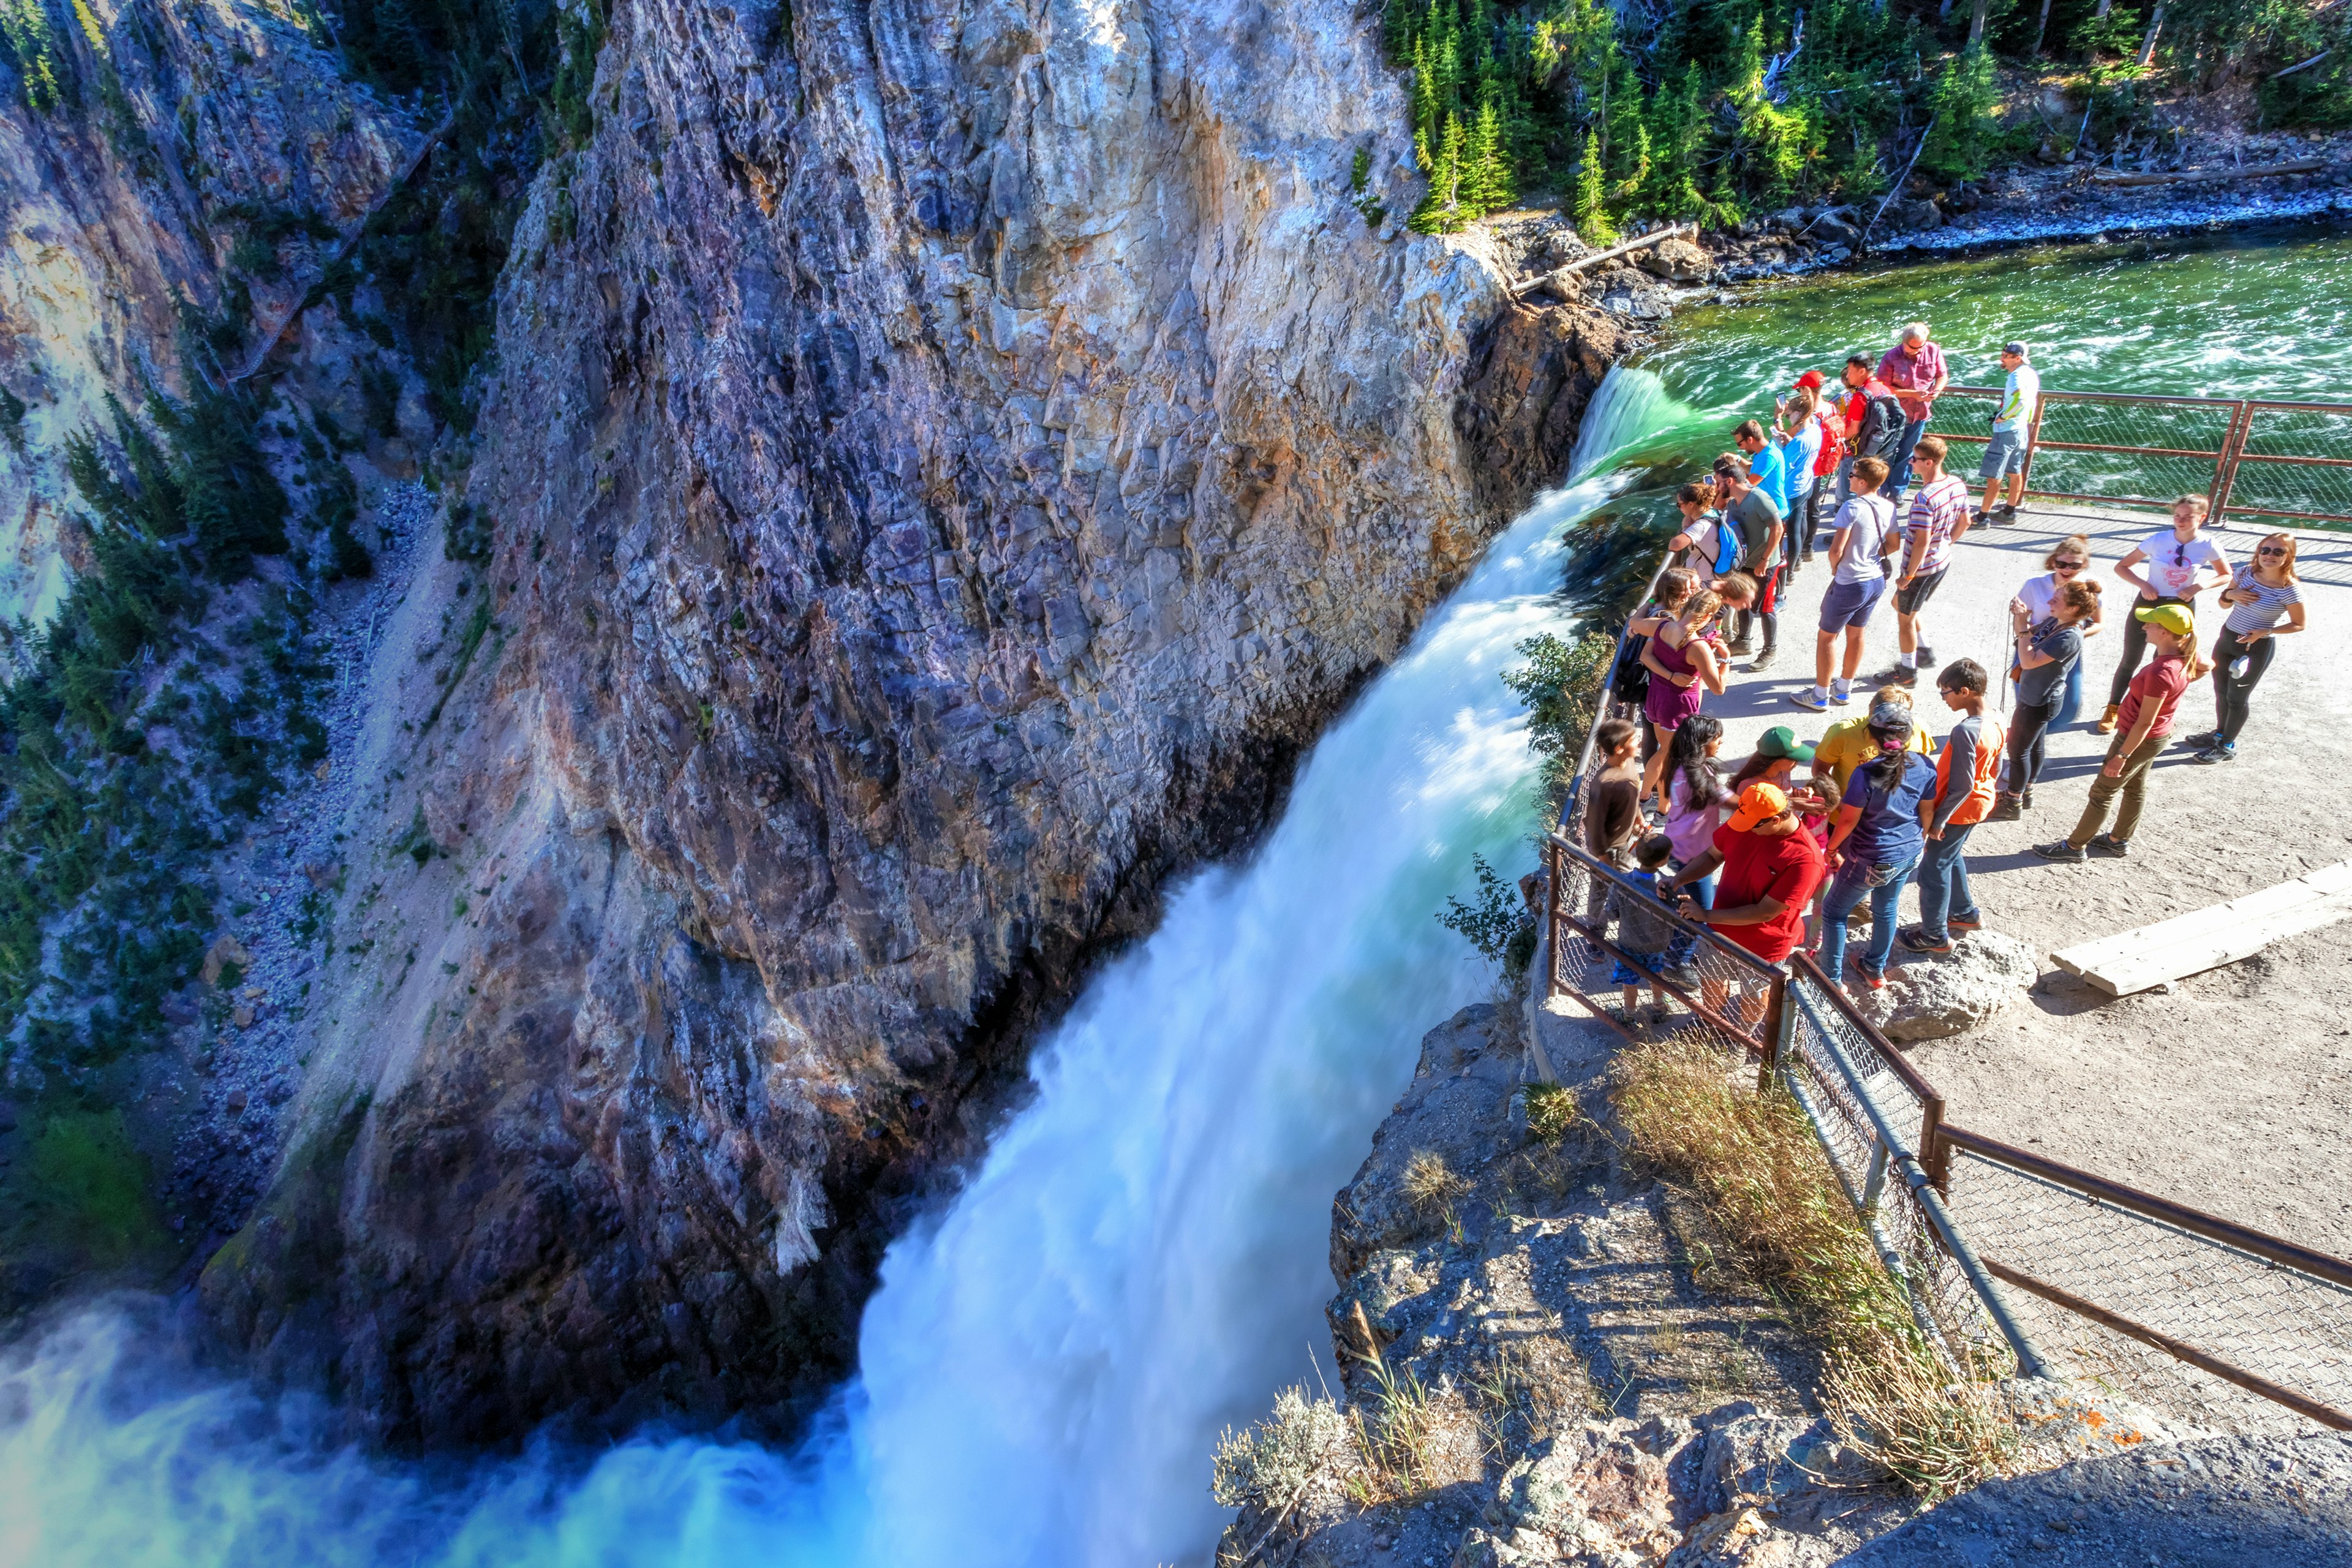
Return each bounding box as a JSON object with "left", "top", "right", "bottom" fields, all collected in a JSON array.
[{"left": 1697, "top": 502, "right": 2352, "bottom": 1264}]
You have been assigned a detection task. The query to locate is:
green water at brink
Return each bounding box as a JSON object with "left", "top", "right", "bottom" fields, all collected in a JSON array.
[{"left": 1560, "top": 223, "right": 2352, "bottom": 620}]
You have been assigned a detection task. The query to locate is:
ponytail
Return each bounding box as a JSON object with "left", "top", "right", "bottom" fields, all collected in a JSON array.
[
  {"left": 1668, "top": 715, "right": 1728, "bottom": 814},
  {"left": 2179, "top": 622, "right": 2211, "bottom": 682}
]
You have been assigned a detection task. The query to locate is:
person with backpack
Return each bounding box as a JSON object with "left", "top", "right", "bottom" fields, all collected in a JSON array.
[
  {"left": 1899, "top": 660, "right": 1999, "bottom": 956},
  {"left": 1711, "top": 453, "right": 1784, "bottom": 666},
  {"left": 1817, "top": 701, "right": 1940, "bottom": 990},
  {"left": 1839, "top": 353, "right": 1908, "bottom": 473},
  {"left": 1613, "top": 567, "right": 1702, "bottom": 722},
  {"left": 1667, "top": 480, "right": 1746, "bottom": 581},
  {"left": 1792, "top": 455, "right": 1898, "bottom": 714}
]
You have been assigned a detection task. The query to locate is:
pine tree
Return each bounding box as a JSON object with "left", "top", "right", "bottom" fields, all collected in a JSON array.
[
  {"left": 1382, "top": 0, "right": 1415, "bottom": 62},
  {"left": 1408, "top": 113, "right": 1468, "bottom": 233},
  {"left": 1572, "top": 130, "right": 1616, "bottom": 243},
  {"left": 1463, "top": 97, "right": 1515, "bottom": 217},
  {"left": 1412, "top": 32, "right": 1438, "bottom": 141}
]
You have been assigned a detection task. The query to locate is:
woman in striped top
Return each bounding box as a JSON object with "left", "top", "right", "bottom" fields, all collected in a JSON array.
[{"left": 2189, "top": 532, "right": 2306, "bottom": 764}]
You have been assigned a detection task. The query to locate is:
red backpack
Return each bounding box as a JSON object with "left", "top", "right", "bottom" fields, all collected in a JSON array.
[{"left": 1811, "top": 411, "right": 1841, "bottom": 477}]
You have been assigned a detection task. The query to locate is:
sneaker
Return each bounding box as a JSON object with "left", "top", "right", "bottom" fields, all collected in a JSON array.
[
  {"left": 1749, "top": 647, "right": 1776, "bottom": 671},
  {"left": 1917, "top": 644, "right": 1937, "bottom": 666},
  {"left": 1789, "top": 689, "right": 1831, "bottom": 712},
  {"left": 2177, "top": 729, "right": 2222, "bottom": 750},
  {"left": 2022, "top": 788, "right": 2034, "bottom": 809},
  {"left": 2032, "top": 839, "right": 2087, "bottom": 863},
  {"left": 1664, "top": 963, "right": 1702, "bottom": 990},
  {"left": 1800, "top": 550, "right": 1816, "bottom": 563},
  {"left": 1727, "top": 639, "right": 1755, "bottom": 656},
  {"left": 1849, "top": 956, "right": 1887, "bottom": 990},
  {"left": 1866, "top": 665, "right": 1916, "bottom": 688},
  {"left": 2088, "top": 833, "right": 2130, "bottom": 858},
  {"left": 1947, "top": 913, "right": 1983, "bottom": 932},
  {"left": 1898, "top": 930, "right": 1952, "bottom": 955},
  {"left": 2195, "top": 742, "right": 2237, "bottom": 764},
  {"left": 1830, "top": 684, "right": 1854, "bottom": 706},
  {"left": 2094, "top": 704, "right": 2121, "bottom": 735},
  {"left": 1995, "top": 503, "right": 2019, "bottom": 519},
  {"left": 1985, "top": 793, "right": 2022, "bottom": 822}
]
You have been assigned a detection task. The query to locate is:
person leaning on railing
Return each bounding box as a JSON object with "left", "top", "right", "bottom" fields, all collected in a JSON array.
[
  {"left": 1579, "top": 715, "right": 1647, "bottom": 947},
  {"left": 1667, "top": 782, "right": 1828, "bottom": 1027},
  {"left": 1877, "top": 322, "right": 1949, "bottom": 513},
  {"left": 2099, "top": 494, "right": 2230, "bottom": 733},
  {"left": 2184, "top": 531, "right": 2306, "bottom": 766}
]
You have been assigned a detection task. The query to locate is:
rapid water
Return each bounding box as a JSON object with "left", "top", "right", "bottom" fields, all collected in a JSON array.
[
  {"left": 0, "top": 385, "right": 1649, "bottom": 1567},
  {"left": 9, "top": 225, "right": 2351, "bottom": 1567}
]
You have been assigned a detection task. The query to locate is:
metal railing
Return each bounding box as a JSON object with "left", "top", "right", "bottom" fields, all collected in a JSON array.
[
  {"left": 1932, "top": 385, "right": 2352, "bottom": 529},
  {"left": 1545, "top": 722, "right": 2352, "bottom": 1424}
]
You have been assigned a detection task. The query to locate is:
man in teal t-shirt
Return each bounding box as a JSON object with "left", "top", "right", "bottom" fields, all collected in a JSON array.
[{"left": 1736, "top": 419, "right": 1790, "bottom": 512}]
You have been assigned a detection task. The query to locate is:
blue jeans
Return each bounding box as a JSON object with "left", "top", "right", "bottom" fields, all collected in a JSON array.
[
  {"left": 1886, "top": 417, "right": 1929, "bottom": 508},
  {"left": 2054, "top": 656, "right": 2084, "bottom": 731},
  {"left": 1914, "top": 826, "right": 1978, "bottom": 941},
  {"left": 1819, "top": 851, "right": 1921, "bottom": 981},
  {"left": 1667, "top": 859, "right": 1716, "bottom": 966}
]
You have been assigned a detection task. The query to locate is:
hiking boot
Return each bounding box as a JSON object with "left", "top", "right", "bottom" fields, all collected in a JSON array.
[
  {"left": 1985, "top": 793, "right": 2023, "bottom": 822},
  {"left": 2032, "top": 839, "right": 2087, "bottom": 863},
  {"left": 1947, "top": 913, "right": 1983, "bottom": 932},
  {"left": 1749, "top": 646, "right": 1776, "bottom": 671},
  {"left": 1898, "top": 929, "right": 1952, "bottom": 955},
  {"left": 2087, "top": 833, "right": 2130, "bottom": 858},
  {"left": 1727, "top": 639, "right": 1755, "bottom": 656},
  {"left": 2094, "top": 704, "right": 2122, "bottom": 734},
  {"left": 2195, "top": 741, "right": 2237, "bottom": 764}
]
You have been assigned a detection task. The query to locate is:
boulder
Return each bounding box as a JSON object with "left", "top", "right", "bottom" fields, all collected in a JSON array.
[
  {"left": 1892, "top": 197, "right": 1944, "bottom": 232},
  {"left": 1810, "top": 212, "right": 1860, "bottom": 246},
  {"left": 1637, "top": 235, "right": 1711, "bottom": 283},
  {"left": 1858, "top": 930, "right": 2040, "bottom": 1042},
  {"left": 200, "top": 933, "right": 252, "bottom": 986},
  {"left": 1485, "top": 1419, "right": 1689, "bottom": 1562}
]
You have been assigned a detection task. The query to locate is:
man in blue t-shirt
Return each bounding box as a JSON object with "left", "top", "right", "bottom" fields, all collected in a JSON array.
[{"left": 1735, "top": 419, "right": 1790, "bottom": 513}]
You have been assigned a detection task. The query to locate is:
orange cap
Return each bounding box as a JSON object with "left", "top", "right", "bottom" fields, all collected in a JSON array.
[{"left": 1727, "top": 782, "right": 1792, "bottom": 832}]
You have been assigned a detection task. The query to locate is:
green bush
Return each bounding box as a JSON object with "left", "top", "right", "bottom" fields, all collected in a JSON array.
[{"left": 1918, "top": 45, "right": 2004, "bottom": 183}]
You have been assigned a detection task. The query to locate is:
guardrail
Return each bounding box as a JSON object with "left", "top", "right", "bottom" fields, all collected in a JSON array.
[
  {"left": 1932, "top": 385, "right": 2352, "bottom": 530},
  {"left": 1544, "top": 707, "right": 2352, "bottom": 1423}
]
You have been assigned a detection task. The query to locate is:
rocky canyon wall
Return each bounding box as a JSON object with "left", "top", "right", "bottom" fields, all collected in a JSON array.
[{"left": 206, "top": 0, "right": 1635, "bottom": 1445}]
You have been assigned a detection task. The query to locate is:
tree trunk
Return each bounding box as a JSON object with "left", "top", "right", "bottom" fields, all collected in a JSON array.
[
  {"left": 1969, "top": 0, "right": 1992, "bottom": 44},
  {"left": 2030, "top": 0, "right": 2056, "bottom": 56},
  {"left": 2137, "top": 2, "right": 2166, "bottom": 66}
]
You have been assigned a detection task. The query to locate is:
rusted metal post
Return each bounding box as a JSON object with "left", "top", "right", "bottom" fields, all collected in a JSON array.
[
  {"left": 2209, "top": 399, "right": 2254, "bottom": 525},
  {"left": 1544, "top": 837, "right": 1563, "bottom": 1001},
  {"left": 1919, "top": 1095, "right": 1949, "bottom": 1192},
  {"left": 1758, "top": 970, "right": 1791, "bottom": 1091}
]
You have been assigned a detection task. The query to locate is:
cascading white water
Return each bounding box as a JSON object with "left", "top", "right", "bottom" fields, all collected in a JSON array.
[{"left": 1, "top": 371, "right": 1665, "bottom": 1568}]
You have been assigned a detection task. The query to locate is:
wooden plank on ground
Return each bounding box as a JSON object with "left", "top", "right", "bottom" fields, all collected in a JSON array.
[{"left": 2051, "top": 860, "right": 2352, "bottom": 996}]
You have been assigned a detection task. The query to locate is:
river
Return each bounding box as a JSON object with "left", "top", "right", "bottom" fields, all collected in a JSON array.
[{"left": 4, "top": 224, "right": 2348, "bottom": 1568}]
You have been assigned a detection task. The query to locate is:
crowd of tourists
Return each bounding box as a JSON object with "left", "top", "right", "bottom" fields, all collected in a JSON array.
[{"left": 1578, "top": 323, "right": 2312, "bottom": 1008}]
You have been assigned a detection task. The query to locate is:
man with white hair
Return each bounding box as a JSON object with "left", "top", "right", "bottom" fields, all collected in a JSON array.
[{"left": 1876, "top": 322, "right": 1948, "bottom": 511}]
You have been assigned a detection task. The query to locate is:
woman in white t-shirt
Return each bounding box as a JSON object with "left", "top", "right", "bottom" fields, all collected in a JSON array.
[
  {"left": 2185, "top": 531, "right": 2307, "bottom": 764},
  {"left": 2014, "top": 533, "right": 2103, "bottom": 728},
  {"left": 2100, "top": 495, "right": 2230, "bottom": 732}
]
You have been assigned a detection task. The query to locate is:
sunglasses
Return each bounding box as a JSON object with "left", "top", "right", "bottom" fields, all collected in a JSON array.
[
  {"left": 2258, "top": 545, "right": 2289, "bottom": 557},
  {"left": 2054, "top": 559, "right": 2087, "bottom": 570}
]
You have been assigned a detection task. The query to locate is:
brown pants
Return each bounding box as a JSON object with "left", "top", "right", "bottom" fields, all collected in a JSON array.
[{"left": 2069, "top": 732, "right": 2166, "bottom": 849}]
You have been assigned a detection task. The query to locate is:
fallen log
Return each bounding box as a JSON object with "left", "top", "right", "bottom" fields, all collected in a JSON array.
[
  {"left": 2090, "top": 157, "right": 2331, "bottom": 188},
  {"left": 1509, "top": 222, "right": 1694, "bottom": 301}
]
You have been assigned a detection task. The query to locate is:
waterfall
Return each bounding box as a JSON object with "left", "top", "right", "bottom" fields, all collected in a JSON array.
[
  {"left": 0, "top": 372, "right": 1678, "bottom": 1568},
  {"left": 1567, "top": 364, "right": 1696, "bottom": 478}
]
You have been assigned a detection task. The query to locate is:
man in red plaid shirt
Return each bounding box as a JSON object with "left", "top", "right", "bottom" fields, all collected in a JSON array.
[{"left": 1876, "top": 322, "right": 1948, "bottom": 511}]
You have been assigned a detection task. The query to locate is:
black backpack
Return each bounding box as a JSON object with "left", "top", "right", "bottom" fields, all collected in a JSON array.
[{"left": 1608, "top": 627, "right": 1651, "bottom": 708}]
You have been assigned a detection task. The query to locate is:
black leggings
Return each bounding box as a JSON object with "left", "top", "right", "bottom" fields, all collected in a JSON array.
[
  {"left": 2212, "top": 627, "right": 2279, "bottom": 744},
  {"left": 2108, "top": 597, "right": 2187, "bottom": 706},
  {"left": 2007, "top": 699, "right": 2057, "bottom": 794}
]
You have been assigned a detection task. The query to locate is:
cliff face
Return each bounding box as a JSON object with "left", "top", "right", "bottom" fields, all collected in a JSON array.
[
  {"left": 0, "top": 0, "right": 419, "bottom": 622},
  {"left": 208, "top": 0, "right": 1634, "bottom": 1444}
]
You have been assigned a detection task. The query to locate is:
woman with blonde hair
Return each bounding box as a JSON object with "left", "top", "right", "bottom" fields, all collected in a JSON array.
[
  {"left": 1989, "top": 577, "right": 2102, "bottom": 821},
  {"left": 1639, "top": 586, "right": 1728, "bottom": 805},
  {"left": 2188, "top": 531, "right": 2305, "bottom": 764},
  {"left": 2014, "top": 533, "right": 2103, "bottom": 729}
]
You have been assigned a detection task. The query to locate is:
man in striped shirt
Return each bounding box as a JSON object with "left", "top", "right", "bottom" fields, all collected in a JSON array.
[{"left": 1877, "top": 435, "right": 1974, "bottom": 686}]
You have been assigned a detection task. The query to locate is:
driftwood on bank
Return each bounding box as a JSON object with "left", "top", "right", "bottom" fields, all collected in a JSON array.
[
  {"left": 2090, "top": 157, "right": 2331, "bottom": 189},
  {"left": 1508, "top": 222, "right": 1693, "bottom": 301}
]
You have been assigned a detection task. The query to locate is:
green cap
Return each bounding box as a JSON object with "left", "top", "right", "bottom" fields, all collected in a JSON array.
[{"left": 1757, "top": 724, "right": 1817, "bottom": 765}]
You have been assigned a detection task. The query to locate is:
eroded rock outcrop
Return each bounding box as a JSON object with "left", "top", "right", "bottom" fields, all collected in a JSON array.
[{"left": 211, "top": 0, "right": 1636, "bottom": 1443}]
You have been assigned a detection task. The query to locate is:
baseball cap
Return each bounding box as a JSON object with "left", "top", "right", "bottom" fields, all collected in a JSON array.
[
  {"left": 1795, "top": 370, "right": 1825, "bottom": 390},
  {"left": 2002, "top": 341, "right": 2029, "bottom": 358},
  {"left": 1866, "top": 699, "right": 1914, "bottom": 739},
  {"left": 1727, "top": 782, "right": 1792, "bottom": 832},
  {"left": 2135, "top": 602, "right": 2195, "bottom": 636},
  {"left": 1757, "top": 725, "right": 1817, "bottom": 764}
]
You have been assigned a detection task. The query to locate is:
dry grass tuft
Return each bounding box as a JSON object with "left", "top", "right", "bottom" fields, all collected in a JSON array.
[
  {"left": 1400, "top": 1148, "right": 1474, "bottom": 1217},
  {"left": 1211, "top": 1385, "right": 1359, "bottom": 1512},
  {"left": 1610, "top": 1032, "right": 2017, "bottom": 1498},
  {"left": 1522, "top": 1081, "right": 1581, "bottom": 1144}
]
